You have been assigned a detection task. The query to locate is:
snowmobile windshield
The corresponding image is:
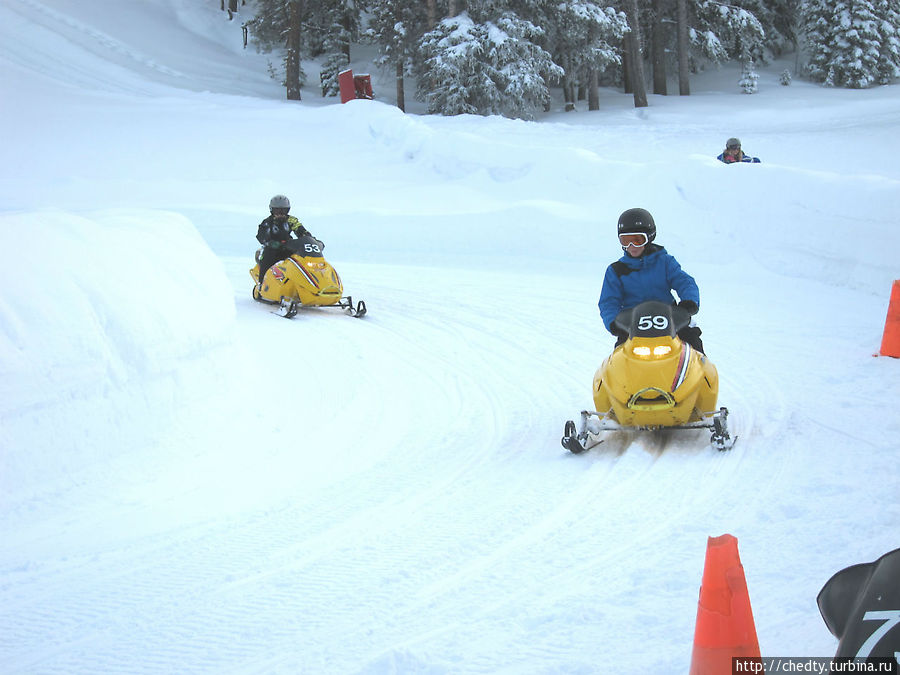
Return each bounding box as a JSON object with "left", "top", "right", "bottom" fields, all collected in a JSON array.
[
  {"left": 284, "top": 235, "right": 325, "bottom": 258},
  {"left": 615, "top": 300, "right": 689, "bottom": 338}
]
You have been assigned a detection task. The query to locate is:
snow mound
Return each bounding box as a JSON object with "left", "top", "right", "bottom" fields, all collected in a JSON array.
[
  {"left": 0, "top": 209, "right": 235, "bottom": 499},
  {"left": 1, "top": 209, "right": 233, "bottom": 407}
]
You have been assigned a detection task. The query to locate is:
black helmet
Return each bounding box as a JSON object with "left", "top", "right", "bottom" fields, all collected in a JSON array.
[{"left": 617, "top": 208, "right": 656, "bottom": 243}]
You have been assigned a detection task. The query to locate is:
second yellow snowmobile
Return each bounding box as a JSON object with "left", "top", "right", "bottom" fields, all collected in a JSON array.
[{"left": 250, "top": 235, "right": 366, "bottom": 318}]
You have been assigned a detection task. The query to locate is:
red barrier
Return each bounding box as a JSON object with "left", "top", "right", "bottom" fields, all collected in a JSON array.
[
  {"left": 353, "top": 74, "right": 373, "bottom": 100},
  {"left": 338, "top": 69, "right": 374, "bottom": 103},
  {"left": 338, "top": 69, "right": 355, "bottom": 104}
]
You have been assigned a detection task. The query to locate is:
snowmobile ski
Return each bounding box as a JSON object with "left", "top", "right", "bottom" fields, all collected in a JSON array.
[
  {"left": 561, "top": 407, "right": 735, "bottom": 453},
  {"left": 274, "top": 297, "right": 299, "bottom": 319},
  {"left": 560, "top": 415, "right": 604, "bottom": 454},
  {"left": 338, "top": 296, "right": 367, "bottom": 318}
]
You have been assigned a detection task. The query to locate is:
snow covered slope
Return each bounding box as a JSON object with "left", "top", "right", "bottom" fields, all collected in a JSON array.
[{"left": 2, "top": 1, "right": 899, "bottom": 672}]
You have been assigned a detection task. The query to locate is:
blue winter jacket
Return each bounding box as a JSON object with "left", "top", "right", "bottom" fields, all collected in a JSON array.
[{"left": 598, "top": 244, "right": 700, "bottom": 333}]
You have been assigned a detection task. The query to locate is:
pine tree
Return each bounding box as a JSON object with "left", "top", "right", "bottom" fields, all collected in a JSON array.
[
  {"left": 739, "top": 58, "right": 759, "bottom": 92},
  {"left": 369, "top": 0, "right": 431, "bottom": 110},
  {"left": 652, "top": 0, "right": 766, "bottom": 96},
  {"left": 802, "top": 0, "right": 834, "bottom": 82},
  {"left": 416, "top": 10, "right": 562, "bottom": 118},
  {"left": 692, "top": 0, "right": 765, "bottom": 65},
  {"left": 875, "top": 0, "right": 900, "bottom": 83},
  {"left": 307, "top": 1, "right": 364, "bottom": 96},
  {"left": 837, "top": 0, "right": 882, "bottom": 87},
  {"left": 733, "top": 0, "right": 798, "bottom": 58},
  {"left": 804, "top": 0, "right": 884, "bottom": 88},
  {"left": 245, "top": 0, "right": 306, "bottom": 98},
  {"left": 548, "top": 1, "right": 628, "bottom": 109}
]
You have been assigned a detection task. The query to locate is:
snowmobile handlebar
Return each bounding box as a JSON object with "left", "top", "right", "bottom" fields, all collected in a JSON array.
[
  {"left": 279, "top": 236, "right": 325, "bottom": 257},
  {"left": 613, "top": 300, "right": 692, "bottom": 339}
]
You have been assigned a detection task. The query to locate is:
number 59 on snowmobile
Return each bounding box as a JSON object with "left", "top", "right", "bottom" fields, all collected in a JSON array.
[
  {"left": 250, "top": 235, "right": 366, "bottom": 318},
  {"left": 561, "top": 300, "right": 735, "bottom": 453}
]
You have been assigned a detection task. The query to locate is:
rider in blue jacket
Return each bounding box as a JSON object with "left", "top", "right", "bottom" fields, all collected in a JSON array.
[
  {"left": 717, "top": 137, "right": 760, "bottom": 164},
  {"left": 598, "top": 208, "right": 705, "bottom": 353}
]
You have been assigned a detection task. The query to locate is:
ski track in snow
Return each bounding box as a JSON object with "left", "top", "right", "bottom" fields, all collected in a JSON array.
[
  {"left": 4, "top": 1, "right": 900, "bottom": 671},
  {"left": 4, "top": 252, "right": 878, "bottom": 672},
  {"left": 5, "top": 0, "right": 180, "bottom": 88}
]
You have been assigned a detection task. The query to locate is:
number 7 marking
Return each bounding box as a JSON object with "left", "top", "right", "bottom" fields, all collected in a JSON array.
[{"left": 856, "top": 610, "right": 900, "bottom": 659}]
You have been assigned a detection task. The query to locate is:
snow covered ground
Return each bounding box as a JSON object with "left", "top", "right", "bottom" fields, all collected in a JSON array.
[{"left": 2, "top": 1, "right": 899, "bottom": 672}]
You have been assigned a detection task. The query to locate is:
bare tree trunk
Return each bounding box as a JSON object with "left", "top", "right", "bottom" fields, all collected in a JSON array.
[
  {"left": 677, "top": 0, "right": 690, "bottom": 95},
  {"left": 396, "top": 60, "right": 405, "bottom": 112},
  {"left": 341, "top": 12, "right": 352, "bottom": 60},
  {"left": 651, "top": 0, "right": 667, "bottom": 95},
  {"left": 286, "top": 0, "right": 302, "bottom": 100},
  {"left": 448, "top": 0, "right": 465, "bottom": 17},
  {"left": 588, "top": 68, "right": 599, "bottom": 110},
  {"left": 426, "top": 0, "right": 437, "bottom": 28},
  {"left": 621, "top": 37, "right": 631, "bottom": 93},
  {"left": 562, "top": 55, "right": 576, "bottom": 111},
  {"left": 625, "top": 0, "right": 648, "bottom": 107}
]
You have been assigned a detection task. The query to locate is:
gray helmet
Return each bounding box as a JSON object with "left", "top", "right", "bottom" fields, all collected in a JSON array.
[
  {"left": 617, "top": 207, "right": 656, "bottom": 243},
  {"left": 269, "top": 194, "right": 291, "bottom": 212},
  {"left": 726, "top": 137, "right": 741, "bottom": 149}
]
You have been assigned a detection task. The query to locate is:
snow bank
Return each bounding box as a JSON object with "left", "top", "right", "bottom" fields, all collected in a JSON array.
[
  {"left": 0, "top": 209, "right": 235, "bottom": 497},
  {"left": 275, "top": 100, "right": 899, "bottom": 296}
]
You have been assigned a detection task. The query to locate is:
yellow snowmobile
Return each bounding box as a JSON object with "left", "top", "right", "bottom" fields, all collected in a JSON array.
[
  {"left": 561, "top": 300, "right": 734, "bottom": 453},
  {"left": 250, "top": 235, "right": 366, "bottom": 318}
]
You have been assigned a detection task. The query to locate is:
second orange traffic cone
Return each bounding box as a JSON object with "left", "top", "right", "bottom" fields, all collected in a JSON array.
[
  {"left": 689, "top": 534, "right": 760, "bottom": 674},
  {"left": 879, "top": 280, "right": 900, "bottom": 358}
]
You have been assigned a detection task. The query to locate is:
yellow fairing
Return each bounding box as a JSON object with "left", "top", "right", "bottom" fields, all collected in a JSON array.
[
  {"left": 250, "top": 255, "right": 343, "bottom": 307},
  {"left": 592, "top": 336, "right": 719, "bottom": 427}
]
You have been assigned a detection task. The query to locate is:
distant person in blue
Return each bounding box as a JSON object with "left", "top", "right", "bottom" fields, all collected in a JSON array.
[
  {"left": 598, "top": 208, "right": 705, "bottom": 353},
  {"left": 717, "top": 137, "right": 760, "bottom": 164}
]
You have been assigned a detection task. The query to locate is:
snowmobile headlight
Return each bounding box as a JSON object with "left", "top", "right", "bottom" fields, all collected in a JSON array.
[{"left": 632, "top": 345, "right": 672, "bottom": 358}]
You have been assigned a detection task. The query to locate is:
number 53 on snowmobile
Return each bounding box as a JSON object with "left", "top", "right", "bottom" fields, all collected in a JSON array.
[
  {"left": 561, "top": 300, "right": 735, "bottom": 453},
  {"left": 250, "top": 235, "right": 366, "bottom": 318}
]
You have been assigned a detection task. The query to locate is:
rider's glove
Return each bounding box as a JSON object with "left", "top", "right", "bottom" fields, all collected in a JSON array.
[{"left": 678, "top": 300, "right": 699, "bottom": 315}]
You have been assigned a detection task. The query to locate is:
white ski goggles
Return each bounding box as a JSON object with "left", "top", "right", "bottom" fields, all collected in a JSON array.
[{"left": 619, "top": 232, "right": 649, "bottom": 247}]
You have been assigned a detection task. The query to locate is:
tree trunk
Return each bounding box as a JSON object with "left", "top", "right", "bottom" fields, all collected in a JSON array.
[
  {"left": 651, "top": 0, "right": 667, "bottom": 95},
  {"left": 588, "top": 68, "right": 599, "bottom": 111},
  {"left": 426, "top": 0, "right": 437, "bottom": 28},
  {"left": 396, "top": 60, "right": 405, "bottom": 112},
  {"left": 677, "top": 0, "right": 690, "bottom": 95},
  {"left": 286, "top": 0, "right": 302, "bottom": 100},
  {"left": 622, "top": 37, "right": 632, "bottom": 94},
  {"left": 563, "top": 55, "right": 576, "bottom": 111},
  {"left": 625, "top": 0, "right": 648, "bottom": 107},
  {"left": 341, "top": 13, "right": 352, "bottom": 60}
]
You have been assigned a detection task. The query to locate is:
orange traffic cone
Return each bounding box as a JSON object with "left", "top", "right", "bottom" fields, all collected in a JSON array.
[
  {"left": 689, "top": 534, "right": 760, "bottom": 675},
  {"left": 879, "top": 280, "right": 900, "bottom": 358}
]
